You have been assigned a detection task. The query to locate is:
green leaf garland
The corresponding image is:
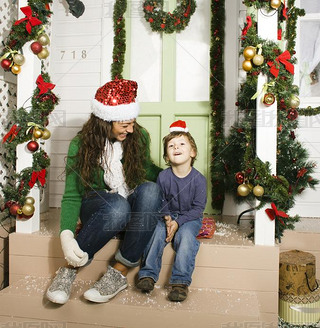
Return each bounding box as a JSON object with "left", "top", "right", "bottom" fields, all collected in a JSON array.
[{"left": 143, "top": 0, "right": 196, "bottom": 34}]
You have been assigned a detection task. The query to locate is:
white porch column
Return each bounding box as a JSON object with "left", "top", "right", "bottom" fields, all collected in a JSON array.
[
  {"left": 16, "top": 0, "right": 41, "bottom": 233},
  {"left": 254, "top": 9, "right": 278, "bottom": 246}
]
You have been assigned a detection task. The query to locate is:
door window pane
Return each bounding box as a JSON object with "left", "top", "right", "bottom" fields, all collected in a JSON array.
[{"left": 299, "top": 21, "right": 320, "bottom": 97}]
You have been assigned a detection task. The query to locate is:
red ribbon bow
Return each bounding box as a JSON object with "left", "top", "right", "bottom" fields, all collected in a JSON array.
[
  {"left": 265, "top": 202, "right": 288, "bottom": 225},
  {"left": 268, "top": 50, "right": 294, "bottom": 78},
  {"left": 283, "top": 0, "right": 288, "bottom": 19},
  {"left": 14, "top": 6, "right": 42, "bottom": 34},
  {"left": 29, "top": 169, "right": 46, "bottom": 188},
  {"left": 2, "top": 124, "right": 21, "bottom": 143},
  {"left": 36, "top": 75, "right": 55, "bottom": 95},
  {"left": 241, "top": 16, "right": 252, "bottom": 40}
]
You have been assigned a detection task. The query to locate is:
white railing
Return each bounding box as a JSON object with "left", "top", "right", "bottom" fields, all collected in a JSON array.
[
  {"left": 254, "top": 9, "right": 278, "bottom": 246},
  {"left": 15, "top": 0, "right": 41, "bottom": 233}
]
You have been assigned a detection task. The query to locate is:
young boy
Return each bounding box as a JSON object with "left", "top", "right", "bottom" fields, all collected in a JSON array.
[{"left": 136, "top": 120, "right": 207, "bottom": 302}]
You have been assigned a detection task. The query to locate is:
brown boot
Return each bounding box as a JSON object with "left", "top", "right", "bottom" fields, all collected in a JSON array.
[
  {"left": 136, "top": 277, "right": 155, "bottom": 293},
  {"left": 168, "top": 284, "right": 188, "bottom": 302}
]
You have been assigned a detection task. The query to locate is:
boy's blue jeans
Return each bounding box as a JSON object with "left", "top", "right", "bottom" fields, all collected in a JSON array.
[
  {"left": 76, "top": 182, "right": 162, "bottom": 268},
  {"left": 138, "top": 217, "right": 202, "bottom": 286}
]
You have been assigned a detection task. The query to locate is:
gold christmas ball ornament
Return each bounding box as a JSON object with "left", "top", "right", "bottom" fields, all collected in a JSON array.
[
  {"left": 33, "top": 128, "right": 43, "bottom": 139},
  {"left": 252, "top": 54, "right": 264, "bottom": 66},
  {"left": 263, "top": 93, "right": 276, "bottom": 106},
  {"left": 37, "top": 33, "right": 50, "bottom": 46},
  {"left": 237, "top": 183, "right": 251, "bottom": 197},
  {"left": 13, "top": 53, "right": 25, "bottom": 66},
  {"left": 21, "top": 204, "right": 35, "bottom": 216},
  {"left": 289, "top": 95, "right": 300, "bottom": 108},
  {"left": 11, "top": 64, "right": 21, "bottom": 75},
  {"left": 243, "top": 46, "right": 256, "bottom": 60},
  {"left": 270, "top": 0, "right": 281, "bottom": 9},
  {"left": 37, "top": 47, "right": 50, "bottom": 60},
  {"left": 25, "top": 197, "right": 35, "bottom": 205},
  {"left": 253, "top": 185, "right": 264, "bottom": 197},
  {"left": 242, "top": 60, "right": 252, "bottom": 72},
  {"left": 41, "top": 128, "right": 51, "bottom": 140}
]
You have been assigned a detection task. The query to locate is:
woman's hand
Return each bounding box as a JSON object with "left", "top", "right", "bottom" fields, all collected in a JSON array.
[
  {"left": 60, "top": 230, "right": 88, "bottom": 267},
  {"left": 165, "top": 220, "right": 179, "bottom": 242}
]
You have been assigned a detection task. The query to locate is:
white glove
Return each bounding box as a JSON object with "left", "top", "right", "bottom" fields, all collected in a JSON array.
[{"left": 60, "top": 230, "right": 88, "bottom": 267}]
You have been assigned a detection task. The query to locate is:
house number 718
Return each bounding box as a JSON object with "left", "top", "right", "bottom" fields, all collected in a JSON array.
[{"left": 60, "top": 50, "right": 87, "bottom": 60}]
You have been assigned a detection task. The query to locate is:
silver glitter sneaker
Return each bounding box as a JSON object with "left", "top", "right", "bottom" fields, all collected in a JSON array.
[
  {"left": 46, "top": 267, "right": 77, "bottom": 304},
  {"left": 84, "top": 265, "right": 128, "bottom": 303}
]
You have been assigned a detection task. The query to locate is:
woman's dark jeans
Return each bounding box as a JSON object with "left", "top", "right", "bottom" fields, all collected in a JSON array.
[{"left": 76, "top": 182, "right": 162, "bottom": 267}]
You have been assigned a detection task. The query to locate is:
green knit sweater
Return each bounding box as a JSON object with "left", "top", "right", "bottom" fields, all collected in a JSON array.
[{"left": 60, "top": 129, "right": 162, "bottom": 233}]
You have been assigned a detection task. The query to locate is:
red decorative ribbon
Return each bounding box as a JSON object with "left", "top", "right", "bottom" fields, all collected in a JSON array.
[
  {"left": 265, "top": 202, "right": 288, "bottom": 225},
  {"left": 2, "top": 124, "right": 21, "bottom": 143},
  {"left": 268, "top": 50, "right": 294, "bottom": 78},
  {"left": 282, "top": 0, "right": 287, "bottom": 19},
  {"left": 241, "top": 16, "right": 252, "bottom": 40},
  {"left": 29, "top": 169, "right": 46, "bottom": 188},
  {"left": 297, "top": 167, "right": 308, "bottom": 178},
  {"left": 36, "top": 75, "right": 55, "bottom": 95},
  {"left": 14, "top": 6, "right": 42, "bottom": 34}
]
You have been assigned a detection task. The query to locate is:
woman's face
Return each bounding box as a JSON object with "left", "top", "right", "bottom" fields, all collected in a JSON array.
[{"left": 111, "top": 119, "right": 135, "bottom": 141}]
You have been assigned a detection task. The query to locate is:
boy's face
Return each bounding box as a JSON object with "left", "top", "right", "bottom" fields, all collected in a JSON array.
[{"left": 166, "top": 135, "right": 196, "bottom": 167}]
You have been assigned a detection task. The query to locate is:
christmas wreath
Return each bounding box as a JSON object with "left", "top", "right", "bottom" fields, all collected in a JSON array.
[{"left": 143, "top": 0, "right": 196, "bottom": 34}]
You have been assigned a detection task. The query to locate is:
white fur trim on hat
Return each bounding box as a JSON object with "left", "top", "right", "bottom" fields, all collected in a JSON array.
[
  {"left": 91, "top": 99, "right": 140, "bottom": 122},
  {"left": 169, "top": 126, "right": 189, "bottom": 133}
]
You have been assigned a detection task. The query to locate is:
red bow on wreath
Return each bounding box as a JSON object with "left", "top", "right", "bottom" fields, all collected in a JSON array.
[
  {"left": 241, "top": 16, "right": 252, "bottom": 40},
  {"left": 265, "top": 202, "right": 288, "bottom": 225},
  {"left": 36, "top": 75, "right": 55, "bottom": 95},
  {"left": 268, "top": 50, "right": 294, "bottom": 78},
  {"left": 14, "top": 6, "right": 43, "bottom": 34},
  {"left": 2, "top": 124, "right": 21, "bottom": 143},
  {"left": 29, "top": 169, "right": 46, "bottom": 188}
]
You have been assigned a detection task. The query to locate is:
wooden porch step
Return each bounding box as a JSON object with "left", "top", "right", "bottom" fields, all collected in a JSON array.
[{"left": 0, "top": 275, "right": 261, "bottom": 328}]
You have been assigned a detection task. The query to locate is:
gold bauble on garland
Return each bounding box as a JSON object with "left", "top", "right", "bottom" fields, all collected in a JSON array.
[
  {"left": 253, "top": 185, "right": 264, "bottom": 197},
  {"left": 13, "top": 53, "right": 25, "bottom": 66},
  {"left": 11, "top": 64, "right": 21, "bottom": 75},
  {"left": 252, "top": 54, "right": 264, "bottom": 66},
  {"left": 242, "top": 60, "right": 252, "bottom": 72},
  {"left": 237, "top": 183, "right": 251, "bottom": 197},
  {"left": 25, "top": 197, "right": 35, "bottom": 205},
  {"left": 243, "top": 46, "right": 256, "bottom": 60},
  {"left": 21, "top": 203, "right": 35, "bottom": 216},
  {"left": 37, "top": 33, "right": 50, "bottom": 46},
  {"left": 289, "top": 95, "right": 300, "bottom": 108},
  {"left": 270, "top": 0, "right": 281, "bottom": 9},
  {"left": 41, "top": 128, "right": 51, "bottom": 140},
  {"left": 37, "top": 47, "right": 50, "bottom": 60},
  {"left": 33, "top": 128, "right": 43, "bottom": 139}
]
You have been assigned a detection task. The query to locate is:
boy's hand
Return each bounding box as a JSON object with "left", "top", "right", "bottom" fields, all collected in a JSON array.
[{"left": 166, "top": 220, "right": 179, "bottom": 242}]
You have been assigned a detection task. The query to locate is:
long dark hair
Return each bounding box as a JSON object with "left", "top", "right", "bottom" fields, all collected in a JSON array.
[{"left": 71, "top": 114, "right": 148, "bottom": 190}]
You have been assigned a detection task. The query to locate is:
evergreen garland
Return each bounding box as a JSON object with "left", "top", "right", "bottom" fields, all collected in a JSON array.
[
  {"left": 143, "top": 0, "right": 196, "bottom": 34},
  {"left": 0, "top": 0, "right": 52, "bottom": 63},
  {"left": 0, "top": 1, "right": 58, "bottom": 222},
  {"left": 111, "top": 0, "right": 127, "bottom": 80},
  {"left": 222, "top": 0, "right": 319, "bottom": 241},
  {"left": 210, "top": 0, "right": 225, "bottom": 212}
]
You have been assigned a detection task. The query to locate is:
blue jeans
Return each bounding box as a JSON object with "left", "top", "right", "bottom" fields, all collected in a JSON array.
[
  {"left": 76, "top": 182, "right": 162, "bottom": 268},
  {"left": 138, "top": 218, "right": 202, "bottom": 286}
]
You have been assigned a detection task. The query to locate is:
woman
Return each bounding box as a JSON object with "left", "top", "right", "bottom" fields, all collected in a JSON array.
[{"left": 46, "top": 79, "right": 162, "bottom": 304}]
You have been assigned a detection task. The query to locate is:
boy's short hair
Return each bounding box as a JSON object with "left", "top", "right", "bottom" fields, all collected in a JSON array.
[{"left": 162, "top": 131, "right": 198, "bottom": 166}]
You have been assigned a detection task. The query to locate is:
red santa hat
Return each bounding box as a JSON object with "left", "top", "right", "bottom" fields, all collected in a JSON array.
[
  {"left": 91, "top": 79, "right": 140, "bottom": 121},
  {"left": 169, "top": 120, "right": 189, "bottom": 133}
]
